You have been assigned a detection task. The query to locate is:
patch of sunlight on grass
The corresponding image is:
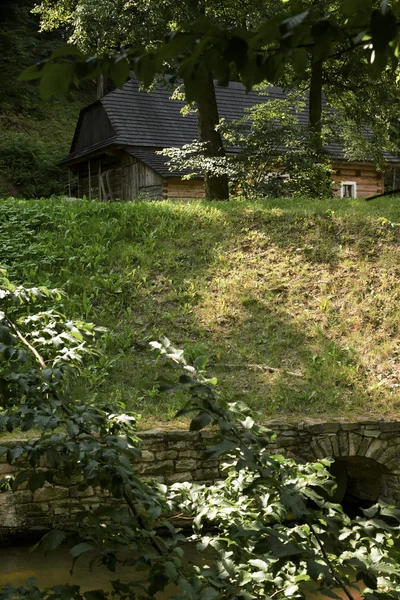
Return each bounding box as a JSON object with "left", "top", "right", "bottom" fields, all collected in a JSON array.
[{"left": 1, "top": 196, "right": 399, "bottom": 424}]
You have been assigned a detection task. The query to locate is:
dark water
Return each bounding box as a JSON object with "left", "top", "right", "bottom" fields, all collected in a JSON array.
[
  {"left": 0, "top": 544, "right": 139, "bottom": 590},
  {"left": 0, "top": 544, "right": 364, "bottom": 600}
]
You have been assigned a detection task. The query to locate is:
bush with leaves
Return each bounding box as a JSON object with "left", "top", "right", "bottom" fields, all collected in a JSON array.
[
  {"left": 1, "top": 274, "right": 400, "bottom": 600},
  {"left": 0, "top": 267, "right": 184, "bottom": 597},
  {"left": 161, "top": 97, "right": 333, "bottom": 199},
  {"left": 153, "top": 339, "right": 400, "bottom": 600},
  {"left": 0, "top": 133, "right": 68, "bottom": 199}
]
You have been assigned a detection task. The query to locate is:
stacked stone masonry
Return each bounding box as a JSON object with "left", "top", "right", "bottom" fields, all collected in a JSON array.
[{"left": 1, "top": 421, "right": 400, "bottom": 540}]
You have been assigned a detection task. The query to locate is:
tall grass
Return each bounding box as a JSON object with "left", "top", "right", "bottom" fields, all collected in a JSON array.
[{"left": 1, "top": 196, "right": 399, "bottom": 425}]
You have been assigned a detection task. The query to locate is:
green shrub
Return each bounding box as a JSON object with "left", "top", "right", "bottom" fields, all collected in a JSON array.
[{"left": 0, "top": 133, "right": 67, "bottom": 198}]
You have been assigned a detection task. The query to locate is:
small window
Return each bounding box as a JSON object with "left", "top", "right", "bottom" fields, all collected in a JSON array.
[{"left": 340, "top": 181, "right": 357, "bottom": 199}]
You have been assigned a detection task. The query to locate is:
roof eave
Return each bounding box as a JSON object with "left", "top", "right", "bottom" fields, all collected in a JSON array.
[{"left": 60, "top": 139, "right": 123, "bottom": 167}]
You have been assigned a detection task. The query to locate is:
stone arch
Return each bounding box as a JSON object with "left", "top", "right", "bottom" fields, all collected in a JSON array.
[
  {"left": 330, "top": 456, "right": 390, "bottom": 515},
  {"left": 271, "top": 423, "right": 400, "bottom": 506},
  {"left": 302, "top": 423, "right": 400, "bottom": 506}
]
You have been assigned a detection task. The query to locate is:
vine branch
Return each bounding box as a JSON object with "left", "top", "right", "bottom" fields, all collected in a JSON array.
[{"left": 309, "top": 523, "right": 356, "bottom": 600}]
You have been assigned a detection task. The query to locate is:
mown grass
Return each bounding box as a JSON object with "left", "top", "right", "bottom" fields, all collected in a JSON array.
[{"left": 1, "top": 196, "right": 399, "bottom": 426}]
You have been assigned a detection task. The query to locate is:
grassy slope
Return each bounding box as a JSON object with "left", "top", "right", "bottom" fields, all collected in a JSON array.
[{"left": 1, "top": 197, "right": 399, "bottom": 426}]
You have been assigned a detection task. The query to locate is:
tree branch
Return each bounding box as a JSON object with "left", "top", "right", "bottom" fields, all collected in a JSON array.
[
  {"left": 214, "top": 362, "right": 304, "bottom": 378},
  {"left": 7, "top": 318, "right": 47, "bottom": 370},
  {"left": 365, "top": 187, "right": 400, "bottom": 201},
  {"left": 309, "top": 523, "right": 356, "bottom": 600}
]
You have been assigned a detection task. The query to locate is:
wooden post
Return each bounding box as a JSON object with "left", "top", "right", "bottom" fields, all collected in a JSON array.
[
  {"left": 77, "top": 166, "right": 81, "bottom": 198},
  {"left": 68, "top": 169, "right": 71, "bottom": 198},
  {"left": 98, "top": 163, "right": 102, "bottom": 201},
  {"left": 88, "top": 160, "right": 92, "bottom": 200}
]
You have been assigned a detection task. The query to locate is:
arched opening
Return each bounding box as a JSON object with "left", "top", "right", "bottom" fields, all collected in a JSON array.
[{"left": 330, "top": 456, "right": 390, "bottom": 517}]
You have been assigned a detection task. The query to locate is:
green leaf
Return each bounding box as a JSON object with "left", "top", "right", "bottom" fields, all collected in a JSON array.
[
  {"left": 18, "top": 64, "right": 43, "bottom": 82},
  {"left": 110, "top": 57, "right": 130, "bottom": 88},
  {"left": 148, "top": 574, "right": 169, "bottom": 596},
  {"left": 194, "top": 355, "right": 208, "bottom": 370},
  {"left": 46, "top": 447, "right": 61, "bottom": 469},
  {"left": 363, "top": 505, "right": 379, "bottom": 518},
  {"left": 28, "top": 471, "right": 47, "bottom": 493},
  {"left": 280, "top": 11, "right": 309, "bottom": 33},
  {"left": 6, "top": 446, "right": 24, "bottom": 464},
  {"left": 381, "top": 506, "right": 400, "bottom": 520},
  {"left": 84, "top": 591, "right": 107, "bottom": 600},
  {"left": 307, "top": 558, "right": 330, "bottom": 581},
  {"left": 50, "top": 43, "right": 82, "bottom": 59},
  {"left": 39, "top": 63, "right": 75, "bottom": 100},
  {"left": 342, "top": 0, "right": 372, "bottom": 18},
  {"left": 0, "top": 325, "right": 15, "bottom": 345},
  {"left": 291, "top": 48, "right": 308, "bottom": 77},
  {"left": 67, "top": 420, "right": 80, "bottom": 438},
  {"left": 318, "top": 588, "right": 342, "bottom": 600},
  {"left": 254, "top": 536, "right": 302, "bottom": 558},
  {"left": 370, "top": 8, "right": 397, "bottom": 52},
  {"left": 190, "top": 412, "right": 212, "bottom": 432},
  {"left": 40, "top": 530, "right": 67, "bottom": 556},
  {"left": 70, "top": 542, "right": 94, "bottom": 559},
  {"left": 11, "top": 471, "right": 30, "bottom": 491}
]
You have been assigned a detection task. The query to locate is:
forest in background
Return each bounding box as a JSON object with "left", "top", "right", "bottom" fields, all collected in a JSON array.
[{"left": 0, "top": 0, "right": 94, "bottom": 199}]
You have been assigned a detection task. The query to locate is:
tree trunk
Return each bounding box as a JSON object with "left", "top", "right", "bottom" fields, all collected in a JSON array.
[
  {"left": 196, "top": 71, "right": 229, "bottom": 200},
  {"left": 309, "top": 58, "right": 323, "bottom": 152},
  {"left": 186, "top": 0, "right": 229, "bottom": 199},
  {"left": 97, "top": 73, "right": 105, "bottom": 99}
]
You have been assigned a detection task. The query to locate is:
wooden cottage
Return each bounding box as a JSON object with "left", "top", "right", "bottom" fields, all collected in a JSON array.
[{"left": 62, "top": 78, "right": 396, "bottom": 200}]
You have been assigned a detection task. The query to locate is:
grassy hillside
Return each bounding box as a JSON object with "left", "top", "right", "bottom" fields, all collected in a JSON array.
[{"left": 1, "top": 197, "right": 399, "bottom": 426}]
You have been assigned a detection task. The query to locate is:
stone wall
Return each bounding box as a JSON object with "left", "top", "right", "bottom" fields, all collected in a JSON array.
[
  {"left": 1, "top": 421, "right": 400, "bottom": 540},
  {"left": 0, "top": 430, "right": 221, "bottom": 541}
]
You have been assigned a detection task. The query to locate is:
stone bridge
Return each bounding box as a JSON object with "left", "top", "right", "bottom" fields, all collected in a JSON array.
[
  {"left": 1, "top": 420, "right": 400, "bottom": 539},
  {"left": 265, "top": 420, "right": 400, "bottom": 510}
]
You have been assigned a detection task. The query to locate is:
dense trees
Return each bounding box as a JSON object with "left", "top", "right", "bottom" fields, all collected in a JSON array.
[
  {"left": 0, "top": 0, "right": 93, "bottom": 198},
  {"left": 27, "top": 0, "right": 400, "bottom": 196},
  {"left": 33, "top": 0, "right": 271, "bottom": 199}
]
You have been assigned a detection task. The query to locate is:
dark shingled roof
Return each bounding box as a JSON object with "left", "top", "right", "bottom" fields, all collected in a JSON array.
[{"left": 62, "top": 77, "right": 399, "bottom": 168}]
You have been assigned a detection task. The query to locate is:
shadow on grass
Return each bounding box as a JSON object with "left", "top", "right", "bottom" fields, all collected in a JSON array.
[
  {"left": 1, "top": 197, "right": 397, "bottom": 421},
  {"left": 205, "top": 297, "right": 374, "bottom": 420}
]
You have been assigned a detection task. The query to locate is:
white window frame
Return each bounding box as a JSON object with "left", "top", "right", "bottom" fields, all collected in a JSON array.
[{"left": 340, "top": 181, "right": 357, "bottom": 199}]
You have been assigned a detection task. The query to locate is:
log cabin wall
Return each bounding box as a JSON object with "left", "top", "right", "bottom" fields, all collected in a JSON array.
[
  {"left": 137, "top": 161, "right": 163, "bottom": 199},
  {"left": 75, "top": 156, "right": 384, "bottom": 202},
  {"left": 76, "top": 155, "right": 122, "bottom": 201},
  {"left": 164, "top": 178, "right": 205, "bottom": 200},
  {"left": 121, "top": 153, "right": 137, "bottom": 200},
  {"left": 121, "top": 153, "right": 163, "bottom": 200},
  {"left": 331, "top": 162, "right": 384, "bottom": 198}
]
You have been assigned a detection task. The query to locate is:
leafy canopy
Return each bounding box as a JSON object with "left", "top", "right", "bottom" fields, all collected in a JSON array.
[{"left": 21, "top": 1, "right": 400, "bottom": 101}]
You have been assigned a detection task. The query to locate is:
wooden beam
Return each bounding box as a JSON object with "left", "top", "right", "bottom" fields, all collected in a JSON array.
[
  {"left": 88, "top": 160, "right": 92, "bottom": 200},
  {"left": 98, "top": 163, "right": 102, "bottom": 201}
]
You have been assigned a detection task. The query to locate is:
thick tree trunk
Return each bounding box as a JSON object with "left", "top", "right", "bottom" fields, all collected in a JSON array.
[
  {"left": 186, "top": 0, "right": 229, "bottom": 199},
  {"left": 309, "top": 59, "right": 323, "bottom": 152},
  {"left": 196, "top": 71, "right": 229, "bottom": 200}
]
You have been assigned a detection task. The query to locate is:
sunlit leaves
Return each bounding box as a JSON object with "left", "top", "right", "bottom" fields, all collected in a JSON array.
[{"left": 19, "top": 3, "right": 400, "bottom": 101}]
